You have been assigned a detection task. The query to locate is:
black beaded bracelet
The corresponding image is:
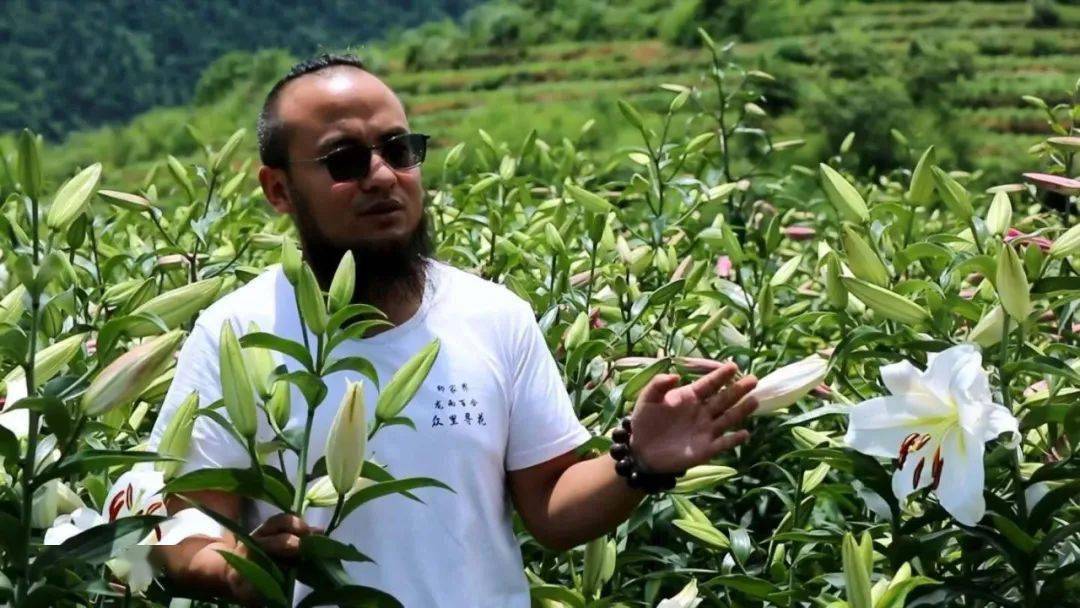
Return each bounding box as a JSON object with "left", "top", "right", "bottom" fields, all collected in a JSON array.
[{"left": 608, "top": 416, "right": 685, "bottom": 494}]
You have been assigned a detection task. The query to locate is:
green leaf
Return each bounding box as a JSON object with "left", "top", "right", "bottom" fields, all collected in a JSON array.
[
  {"left": 296, "top": 585, "right": 404, "bottom": 608},
  {"left": 239, "top": 331, "right": 313, "bottom": 371},
  {"left": 323, "top": 356, "right": 380, "bottom": 388},
  {"left": 703, "top": 574, "right": 779, "bottom": 599},
  {"left": 217, "top": 550, "right": 289, "bottom": 608},
  {"left": 33, "top": 514, "right": 166, "bottom": 576},
  {"left": 48, "top": 450, "right": 180, "bottom": 481},
  {"left": 338, "top": 477, "right": 456, "bottom": 523},
  {"left": 621, "top": 357, "right": 671, "bottom": 402},
  {"left": 165, "top": 467, "right": 293, "bottom": 511},
  {"left": 529, "top": 584, "right": 586, "bottom": 608},
  {"left": 300, "top": 535, "right": 373, "bottom": 563},
  {"left": 1028, "top": 480, "right": 1080, "bottom": 530}
]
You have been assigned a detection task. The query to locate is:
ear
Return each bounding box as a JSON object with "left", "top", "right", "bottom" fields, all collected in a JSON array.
[{"left": 258, "top": 165, "right": 296, "bottom": 214}]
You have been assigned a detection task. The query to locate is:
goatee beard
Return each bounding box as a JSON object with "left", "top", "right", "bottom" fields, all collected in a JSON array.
[{"left": 288, "top": 188, "right": 434, "bottom": 308}]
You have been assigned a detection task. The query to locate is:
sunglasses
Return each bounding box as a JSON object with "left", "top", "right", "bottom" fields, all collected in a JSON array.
[{"left": 291, "top": 132, "right": 430, "bottom": 182}]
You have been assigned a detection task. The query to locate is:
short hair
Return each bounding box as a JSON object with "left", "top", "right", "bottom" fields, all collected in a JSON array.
[{"left": 256, "top": 53, "right": 369, "bottom": 169}]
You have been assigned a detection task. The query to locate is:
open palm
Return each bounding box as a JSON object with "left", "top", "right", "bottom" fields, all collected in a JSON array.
[{"left": 627, "top": 362, "right": 759, "bottom": 475}]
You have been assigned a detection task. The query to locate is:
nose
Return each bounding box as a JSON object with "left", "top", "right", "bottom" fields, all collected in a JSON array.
[{"left": 360, "top": 152, "right": 396, "bottom": 193}]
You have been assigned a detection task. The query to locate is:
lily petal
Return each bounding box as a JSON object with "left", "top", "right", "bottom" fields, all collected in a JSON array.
[
  {"left": 880, "top": 360, "right": 922, "bottom": 396},
  {"left": 845, "top": 395, "right": 951, "bottom": 459},
  {"left": 891, "top": 439, "right": 935, "bottom": 503},
  {"left": 934, "top": 426, "right": 986, "bottom": 526},
  {"left": 157, "top": 508, "right": 226, "bottom": 545},
  {"left": 982, "top": 404, "right": 1020, "bottom": 446},
  {"left": 923, "top": 344, "right": 980, "bottom": 404}
]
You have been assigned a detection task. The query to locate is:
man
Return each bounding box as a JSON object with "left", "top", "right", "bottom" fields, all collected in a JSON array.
[{"left": 148, "top": 54, "right": 759, "bottom": 607}]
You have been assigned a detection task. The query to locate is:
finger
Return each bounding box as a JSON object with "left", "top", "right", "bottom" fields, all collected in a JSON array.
[
  {"left": 708, "top": 429, "right": 750, "bottom": 457},
  {"left": 638, "top": 373, "right": 681, "bottom": 404},
  {"left": 257, "top": 533, "right": 303, "bottom": 559},
  {"left": 706, "top": 375, "right": 757, "bottom": 417},
  {"left": 685, "top": 362, "right": 739, "bottom": 403},
  {"left": 252, "top": 513, "right": 310, "bottom": 538},
  {"left": 712, "top": 396, "right": 758, "bottom": 435}
]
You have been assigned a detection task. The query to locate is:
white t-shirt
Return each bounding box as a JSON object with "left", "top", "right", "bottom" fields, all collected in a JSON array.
[{"left": 147, "top": 258, "right": 593, "bottom": 607}]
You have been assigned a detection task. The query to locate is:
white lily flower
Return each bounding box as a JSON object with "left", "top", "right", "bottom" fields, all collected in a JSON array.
[
  {"left": 844, "top": 344, "right": 1019, "bottom": 525},
  {"left": 657, "top": 578, "right": 703, "bottom": 608},
  {"left": 747, "top": 354, "right": 829, "bottom": 415},
  {"left": 44, "top": 468, "right": 224, "bottom": 594}
]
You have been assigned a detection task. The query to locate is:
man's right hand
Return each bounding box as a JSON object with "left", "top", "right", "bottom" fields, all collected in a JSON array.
[{"left": 224, "top": 512, "right": 325, "bottom": 605}]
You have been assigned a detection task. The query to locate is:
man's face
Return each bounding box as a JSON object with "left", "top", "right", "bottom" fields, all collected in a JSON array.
[{"left": 261, "top": 67, "right": 425, "bottom": 258}]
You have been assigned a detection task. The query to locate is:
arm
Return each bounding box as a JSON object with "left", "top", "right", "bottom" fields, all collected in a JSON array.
[
  {"left": 152, "top": 490, "right": 321, "bottom": 606},
  {"left": 508, "top": 364, "right": 759, "bottom": 552}
]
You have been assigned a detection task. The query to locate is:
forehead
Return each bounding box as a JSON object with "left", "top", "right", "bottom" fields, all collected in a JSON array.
[{"left": 276, "top": 67, "right": 408, "bottom": 155}]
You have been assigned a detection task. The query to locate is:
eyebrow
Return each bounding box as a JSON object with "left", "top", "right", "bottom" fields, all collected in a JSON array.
[{"left": 315, "top": 126, "right": 410, "bottom": 155}]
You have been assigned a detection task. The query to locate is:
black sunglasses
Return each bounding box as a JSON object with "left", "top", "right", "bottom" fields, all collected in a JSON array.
[{"left": 291, "top": 132, "right": 430, "bottom": 182}]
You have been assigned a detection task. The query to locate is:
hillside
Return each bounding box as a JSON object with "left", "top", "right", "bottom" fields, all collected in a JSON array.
[{"left": 8, "top": 1, "right": 1080, "bottom": 189}]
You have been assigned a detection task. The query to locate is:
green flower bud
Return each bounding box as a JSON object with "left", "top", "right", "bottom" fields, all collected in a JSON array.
[
  {"left": 327, "top": 251, "right": 355, "bottom": 314},
  {"left": 326, "top": 380, "right": 368, "bottom": 495},
  {"left": 82, "top": 330, "right": 184, "bottom": 416},
  {"left": 280, "top": 239, "right": 302, "bottom": 285},
  {"left": 241, "top": 322, "right": 276, "bottom": 399},
  {"left": 819, "top": 163, "right": 870, "bottom": 223},
  {"left": 266, "top": 379, "right": 292, "bottom": 433},
  {"left": 672, "top": 465, "right": 737, "bottom": 494},
  {"left": 825, "top": 253, "right": 849, "bottom": 309},
  {"left": 297, "top": 263, "right": 328, "bottom": 335},
  {"left": 994, "top": 243, "right": 1032, "bottom": 322},
  {"left": 842, "top": 532, "right": 873, "bottom": 608},
  {"left": 127, "top": 277, "right": 224, "bottom": 337},
  {"left": 842, "top": 277, "right": 930, "bottom": 326},
  {"left": 156, "top": 391, "right": 199, "bottom": 479},
  {"left": 841, "top": 225, "right": 889, "bottom": 286},
  {"left": 2, "top": 332, "right": 86, "bottom": 392},
  {"left": 45, "top": 163, "right": 102, "bottom": 233},
  {"left": 985, "top": 191, "right": 1012, "bottom": 237},
  {"left": 375, "top": 338, "right": 441, "bottom": 421},
  {"left": 908, "top": 146, "right": 936, "bottom": 205},
  {"left": 1050, "top": 222, "right": 1080, "bottom": 259},
  {"left": 219, "top": 322, "right": 257, "bottom": 438},
  {"left": 565, "top": 311, "right": 589, "bottom": 351},
  {"left": 930, "top": 167, "right": 974, "bottom": 220}
]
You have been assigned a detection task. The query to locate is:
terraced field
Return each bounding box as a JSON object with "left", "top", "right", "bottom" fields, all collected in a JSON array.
[
  {"left": 388, "top": 2, "right": 1079, "bottom": 179},
  {"left": 35, "top": 1, "right": 1080, "bottom": 185}
]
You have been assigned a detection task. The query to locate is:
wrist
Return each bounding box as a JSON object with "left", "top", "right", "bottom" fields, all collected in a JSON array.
[{"left": 608, "top": 417, "right": 683, "bottom": 494}]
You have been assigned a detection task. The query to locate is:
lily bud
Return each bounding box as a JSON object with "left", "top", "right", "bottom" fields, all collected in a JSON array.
[
  {"left": 297, "top": 264, "right": 328, "bottom": 335},
  {"left": 155, "top": 391, "right": 198, "bottom": 479},
  {"left": 1050, "top": 222, "right": 1080, "bottom": 259},
  {"left": 565, "top": 311, "right": 589, "bottom": 351},
  {"left": 818, "top": 163, "right": 870, "bottom": 223},
  {"left": 670, "top": 495, "right": 710, "bottom": 525},
  {"left": 127, "top": 277, "right": 224, "bottom": 337},
  {"left": 841, "top": 226, "right": 889, "bottom": 286},
  {"left": 842, "top": 532, "right": 873, "bottom": 608},
  {"left": 930, "top": 167, "right": 974, "bottom": 220},
  {"left": 581, "top": 536, "right": 616, "bottom": 599},
  {"left": 241, "top": 322, "right": 276, "bottom": 399},
  {"left": 825, "top": 253, "right": 848, "bottom": 309},
  {"left": 842, "top": 277, "right": 930, "bottom": 326},
  {"left": 45, "top": 163, "right": 102, "bottom": 233},
  {"left": 280, "top": 239, "right": 302, "bottom": 285},
  {"left": 985, "top": 191, "right": 1012, "bottom": 237},
  {"left": 995, "top": 244, "right": 1032, "bottom": 322},
  {"left": 266, "top": 379, "right": 292, "bottom": 433},
  {"left": 82, "top": 330, "right": 184, "bottom": 416},
  {"left": 968, "top": 305, "right": 1016, "bottom": 348},
  {"left": 672, "top": 465, "right": 737, "bottom": 494},
  {"left": 544, "top": 223, "right": 566, "bottom": 255},
  {"left": 747, "top": 354, "right": 829, "bottom": 416},
  {"left": 326, "top": 380, "right": 368, "bottom": 495},
  {"left": 2, "top": 332, "right": 86, "bottom": 392},
  {"left": 219, "top": 322, "right": 257, "bottom": 438},
  {"left": 907, "top": 146, "right": 936, "bottom": 205},
  {"left": 375, "top": 339, "right": 440, "bottom": 421},
  {"left": 0, "top": 285, "right": 27, "bottom": 325},
  {"left": 327, "top": 251, "right": 355, "bottom": 314}
]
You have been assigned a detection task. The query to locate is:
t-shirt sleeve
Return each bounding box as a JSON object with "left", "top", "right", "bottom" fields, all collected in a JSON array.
[
  {"left": 503, "top": 299, "right": 592, "bottom": 471},
  {"left": 147, "top": 318, "right": 251, "bottom": 475}
]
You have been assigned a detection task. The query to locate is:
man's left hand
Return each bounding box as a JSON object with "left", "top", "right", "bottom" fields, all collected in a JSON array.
[{"left": 626, "top": 362, "right": 758, "bottom": 475}]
